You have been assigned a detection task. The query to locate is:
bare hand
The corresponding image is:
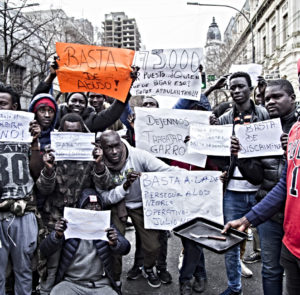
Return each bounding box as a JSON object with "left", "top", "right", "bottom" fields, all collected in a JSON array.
[
  {"left": 221, "top": 216, "right": 251, "bottom": 234},
  {"left": 220, "top": 171, "right": 228, "bottom": 184},
  {"left": 123, "top": 171, "right": 141, "bottom": 190},
  {"left": 280, "top": 133, "right": 288, "bottom": 152},
  {"left": 212, "top": 75, "right": 229, "bottom": 90},
  {"left": 106, "top": 227, "right": 118, "bottom": 246},
  {"left": 127, "top": 113, "right": 135, "bottom": 129},
  {"left": 184, "top": 135, "right": 190, "bottom": 144},
  {"left": 230, "top": 136, "right": 240, "bottom": 155},
  {"left": 50, "top": 56, "right": 59, "bottom": 76},
  {"left": 92, "top": 142, "right": 105, "bottom": 173},
  {"left": 198, "top": 64, "right": 203, "bottom": 73},
  {"left": 209, "top": 114, "right": 219, "bottom": 125},
  {"left": 29, "top": 120, "right": 41, "bottom": 140},
  {"left": 43, "top": 148, "right": 55, "bottom": 176},
  {"left": 55, "top": 217, "right": 68, "bottom": 238},
  {"left": 130, "top": 66, "right": 140, "bottom": 84}
]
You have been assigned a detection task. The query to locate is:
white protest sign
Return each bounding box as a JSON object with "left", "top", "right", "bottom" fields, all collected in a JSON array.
[
  {"left": 235, "top": 118, "right": 284, "bottom": 158},
  {"left": 188, "top": 123, "right": 232, "bottom": 156},
  {"left": 135, "top": 107, "right": 209, "bottom": 167},
  {"left": 51, "top": 132, "right": 95, "bottom": 161},
  {"left": 0, "top": 110, "right": 34, "bottom": 142},
  {"left": 132, "top": 48, "right": 203, "bottom": 100},
  {"left": 64, "top": 207, "right": 110, "bottom": 240},
  {"left": 229, "top": 64, "right": 263, "bottom": 87},
  {"left": 141, "top": 171, "right": 223, "bottom": 230}
]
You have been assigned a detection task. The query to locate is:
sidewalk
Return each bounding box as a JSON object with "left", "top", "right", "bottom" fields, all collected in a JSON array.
[{"left": 121, "top": 227, "right": 264, "bottom": 295}]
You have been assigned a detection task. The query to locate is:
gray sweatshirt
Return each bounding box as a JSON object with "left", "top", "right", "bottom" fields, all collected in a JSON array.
[{"left": 96, "top": 141, "right": 181, "bottom": 209}]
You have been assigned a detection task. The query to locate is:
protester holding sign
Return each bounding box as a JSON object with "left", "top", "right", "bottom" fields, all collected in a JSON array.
[
  {"left": 222, "top": 110, "right": 300, "bottom": 295},
  {"left": 231, "top": 79, "right": 297, "bottom": 295},
  {"left": 210, "top": 72, "right": 269, "bottom": 295},
  {"left": 35, "top": 113, "right": 115, "bottom": 294},
  {"left": 40, "top": 188, "right": 130, "bottom": 295},
  {"left": 95, "top": 130, "right": 181, "bottom": 288},
  {"left": 0, "top": 84, "right": 42, "bottom": 295},
  {"left": 33, "top": 54, "right": 139, "bottom": 134}
]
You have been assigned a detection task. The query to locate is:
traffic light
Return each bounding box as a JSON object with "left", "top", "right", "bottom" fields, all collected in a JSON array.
[{"left": 201, "top": 72, "right": 206, "bottom": 89}]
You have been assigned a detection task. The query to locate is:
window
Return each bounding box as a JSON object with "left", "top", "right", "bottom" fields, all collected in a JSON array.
[
  {"left": 271, "top": 26, "right": 277, "bottom": 52},
  {"left": 263, "top": 36, "right": 266, "bottom": 56},
  {"left": 283, "top": 14, "right": 288, "bottom": 43}
]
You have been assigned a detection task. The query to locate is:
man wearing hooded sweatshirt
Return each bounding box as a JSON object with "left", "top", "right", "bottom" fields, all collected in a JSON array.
[
  {"left": 29, "top": 93, "right": 59, "bottom": 152},
  {"left": 36, "top": 113, "right": 114, "bottom": 294},
  {"left": 39, "top": 188, "right": 130, "bottom": 295}
]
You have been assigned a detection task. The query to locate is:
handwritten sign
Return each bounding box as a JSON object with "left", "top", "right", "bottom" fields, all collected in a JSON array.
[
  {"left": 135, "top": 107, "right": 209, "bottom": 167},
  {"left": 0, "top": 110, "right": 34, "bottom": 142},
  {"left": 56, "top": 42, "right": 135, "bottom": 102},
  {"left": 141, "top": 171, "right": 223, "bottom": 230},
  {"left": 132, "top": 48, "right": 203, "bottom": 100},
  {"left": 229, "top": 64, "right": 263, "bottom": 87},
  {"left": 188, "top": 123, "right": 232, "bottom": 156},
  {"left": 50, "top": 132, "right": 95, "bottom": 161},
  {"left": 64, "top": 207, "right": 110, "bottom": 240},
  {"left": 235, "top": 118, "right": 284, "bottom": 158}
]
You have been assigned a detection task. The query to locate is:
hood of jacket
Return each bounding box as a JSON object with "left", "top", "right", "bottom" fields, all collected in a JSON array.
[{"left": 78, "top": 188, "right": 105, "bottom": 209}]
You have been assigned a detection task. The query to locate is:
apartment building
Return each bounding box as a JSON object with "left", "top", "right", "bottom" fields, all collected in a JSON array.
[{"left": 102, "top": 12, "right": 141, "bottom": 51}]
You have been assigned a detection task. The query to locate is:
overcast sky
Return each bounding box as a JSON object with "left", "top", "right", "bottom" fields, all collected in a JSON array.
[{"left": 28, "top": 0, "right": 245, "bottom": 49}]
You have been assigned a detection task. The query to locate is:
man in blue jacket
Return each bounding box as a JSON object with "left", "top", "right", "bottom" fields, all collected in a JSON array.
[{"left": 40, "top": 188, "right": 130, "bottom": 295}]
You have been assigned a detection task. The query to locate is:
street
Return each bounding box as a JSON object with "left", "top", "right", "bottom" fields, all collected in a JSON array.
[{"left": 121, "top": 227, "right": 267, "bottom": 295}]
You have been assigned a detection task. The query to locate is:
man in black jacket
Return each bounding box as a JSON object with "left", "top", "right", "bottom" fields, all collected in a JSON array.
[
  {"left": 40, "top": 188, "right": 130, "bottom": 295},
  {"left": 233, "top": 79, "right": 297, "bottom": 295},
  {"left": 210, "top": 72, "right": 269, "bottom": 295}
]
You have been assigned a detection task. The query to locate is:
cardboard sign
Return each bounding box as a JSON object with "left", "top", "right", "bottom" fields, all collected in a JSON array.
[
  {"left": 50, "top": 132, "right": 95, "bottom": 161},
  {"left": 64, "top": 207, "right": 110, "bottom": 241},
  {"left": 141, "top": 171, "right": 223, "bottom": 230},
  {"left": 188, "top": 123, "right": 232, "bottom": 156},
  {"left": 0, "top": 110, "right": 34, "bottom": 142},
  {"left": 132, "top": 48, "right": 203, "bottom": 100},
  {"left": 235, "top": 118, "right": 284, "bottom": 158},
  {"left": 135, "top": 107, "right": 209, "bottom": 167},
  {"left": 56, "top": 42, "right": 135, "bottom": 102}
]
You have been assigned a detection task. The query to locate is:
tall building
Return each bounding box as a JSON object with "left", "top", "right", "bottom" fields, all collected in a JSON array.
[
  {"left": 101, "top": 12, "right": 141, "bottom": 51},
  {"left": 205, "top": 17, "right": 225, "bottom": 76},
  {"left": 205, "top": 18, "right": 229, "bottom": 107},
  {"left": 221, "top": 0, "right": 300, "bottom": 97}
]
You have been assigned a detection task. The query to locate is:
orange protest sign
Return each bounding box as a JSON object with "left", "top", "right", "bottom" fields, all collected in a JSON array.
[{"left": 55, "top": 42, "right": 135, "bottom": 102}]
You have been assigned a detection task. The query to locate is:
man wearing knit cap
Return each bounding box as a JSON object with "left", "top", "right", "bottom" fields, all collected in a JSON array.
[{"left": 29, "top": 93, "right": 58, "bottom": 152}]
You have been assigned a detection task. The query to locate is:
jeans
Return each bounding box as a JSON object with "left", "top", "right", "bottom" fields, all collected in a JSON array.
[
  {"left": 280, "top": 243, "right": 300, "bottom": 295},
  {"left": 179, "top": 237, "right": 206, "bottom": 283},
  {"left": 223, "top": 190, "right": 257, "bottom": 292},
  {"left": 258, "top": 219, "right": 284, "bottom": 295}
]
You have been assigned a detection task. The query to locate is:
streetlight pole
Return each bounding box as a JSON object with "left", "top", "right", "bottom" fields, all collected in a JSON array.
[{"left": 187, "top": 2, "right": 255, "bottom": 63}]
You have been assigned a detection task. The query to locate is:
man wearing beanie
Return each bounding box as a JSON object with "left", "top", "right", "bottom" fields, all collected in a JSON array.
[{"left": 29, "top": 93, "right": 58, "bottom": 151}]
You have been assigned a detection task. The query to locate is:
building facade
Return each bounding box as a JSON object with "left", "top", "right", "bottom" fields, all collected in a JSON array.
[
  {"left": 0, "top": 3, "right": 95, "bottom": 108},
  {"left": 222, "top": 0, "right": 300, "bottom": 97},
  {"left": 101, "top": 12, "right": 141, "bottom": 51}
]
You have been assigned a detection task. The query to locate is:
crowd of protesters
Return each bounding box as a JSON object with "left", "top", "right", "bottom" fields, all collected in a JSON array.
[{"left": 0, "top": 56, "right": 300, "bottom": 295}]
